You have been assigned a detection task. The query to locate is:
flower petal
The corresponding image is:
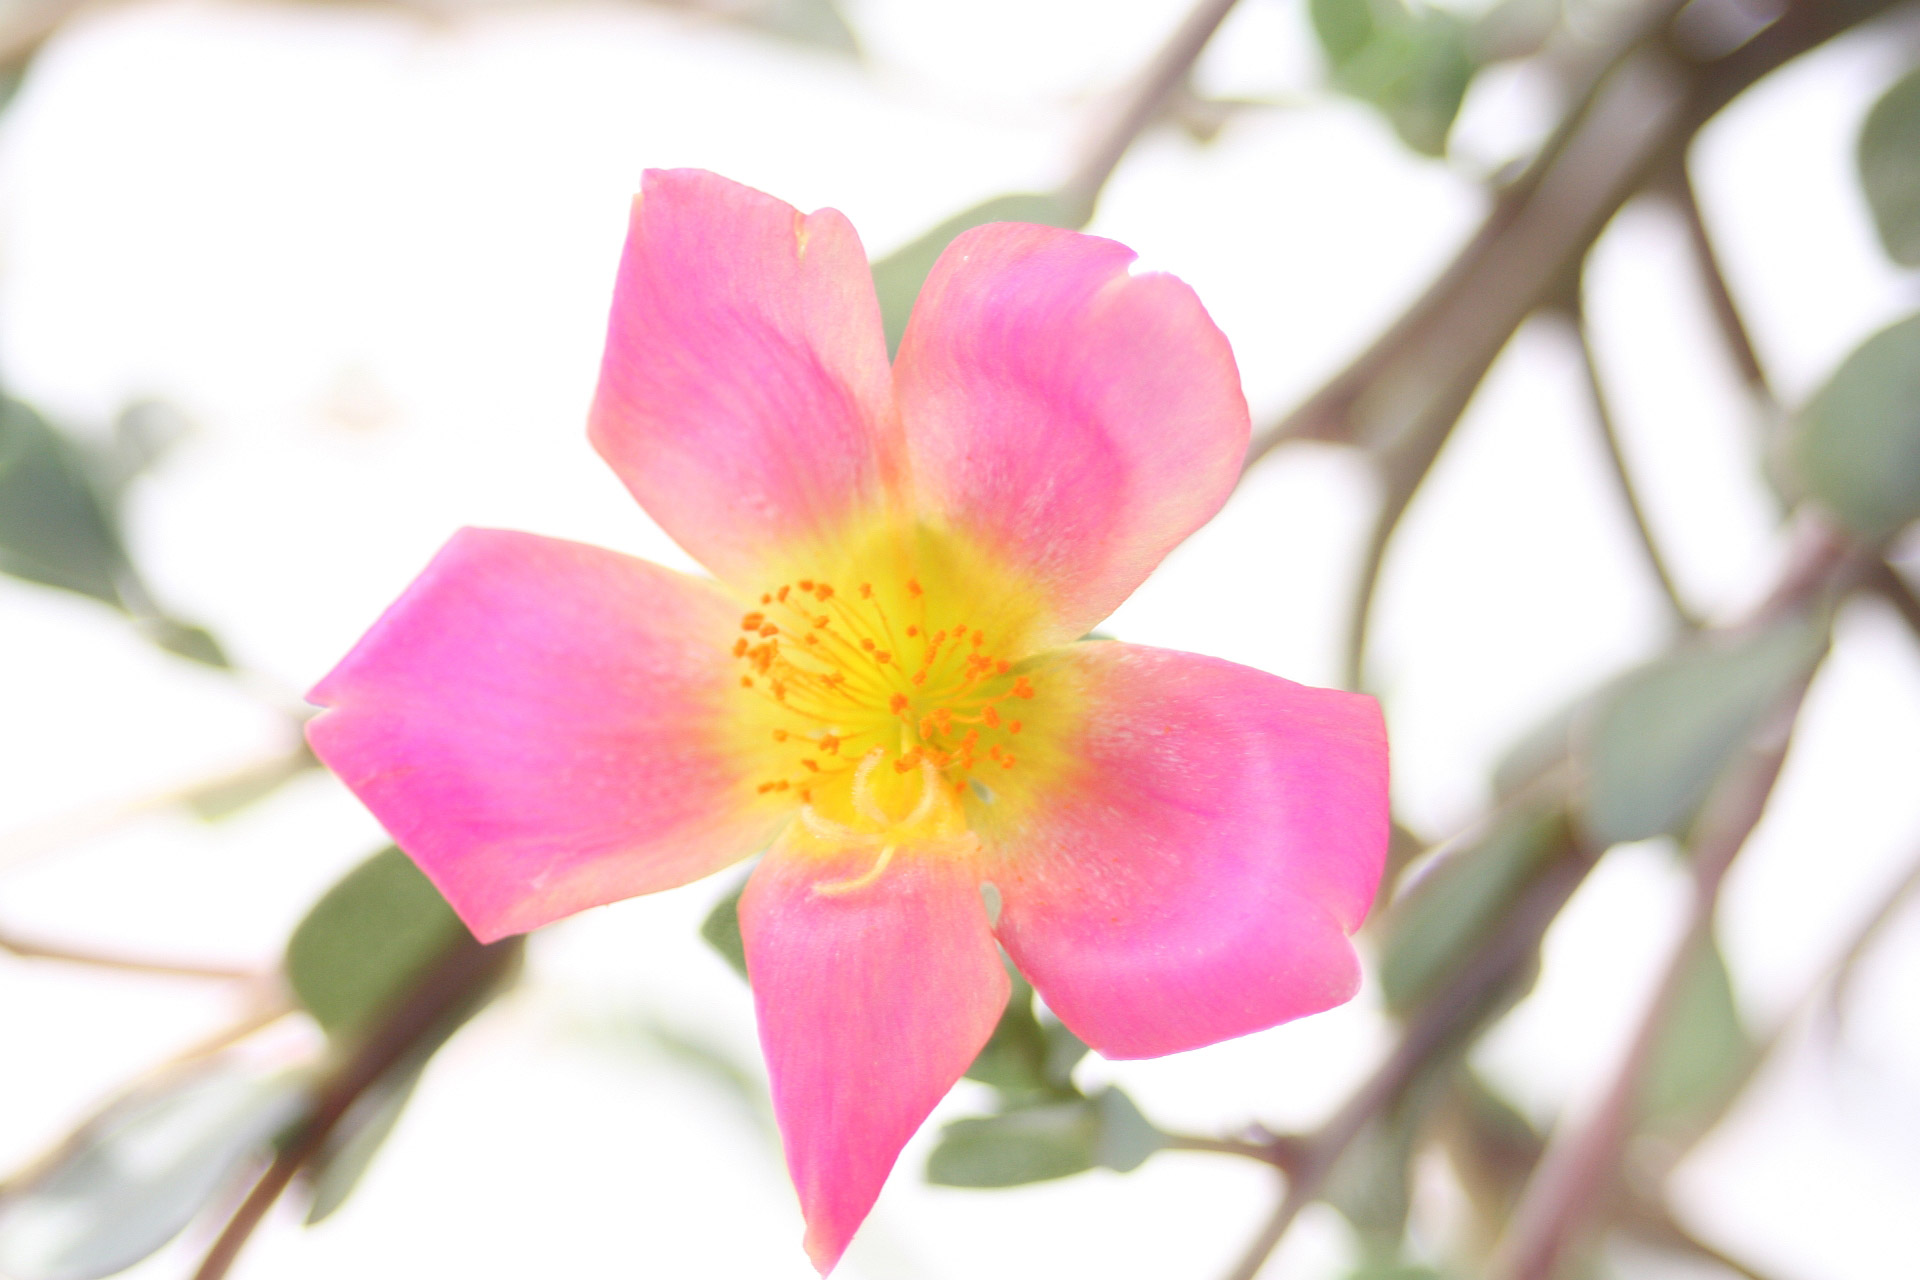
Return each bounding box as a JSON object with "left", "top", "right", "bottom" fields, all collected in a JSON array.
[
  {"left": 307, "top": 528, "right": 783, "bottom": 942},
  {"left": 892, "top": 224, "right": 1250, "bottom": 646},
  {"left": 740, "top": 837, "right": 1008, "bottom": 1274},
  {"left": 988, "top": 643, "right": 1388, "bottom": 1060},
  {"left": 589, "top": 169, "right": 902, "bottom": 590}
]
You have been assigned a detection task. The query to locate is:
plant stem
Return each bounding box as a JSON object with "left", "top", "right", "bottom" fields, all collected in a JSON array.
[
  {"left": 0, "top": 926, "right": 262, "bottom": 981},
  {"left": 191, "top": 935, "right": 521, "bottom": 1280},
  {"left": 1565, "top": 298, "right": 1699, "bottom": 630},
  {"left": 1221, "top": 842, "right": 1596, "bottom": 1280},
  {"left": 1057, "top": 0, "right": 1246, "bottom": 220}
]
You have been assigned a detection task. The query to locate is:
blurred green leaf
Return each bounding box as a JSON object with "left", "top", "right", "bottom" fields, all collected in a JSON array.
[
  {"left": 700, "top": 874, "right": 750, "bottom": 980},
  {"left": 1312, "top": 0, "right": 1376, "bottom": 64},
  {"left": 1341, "top": 1266, "right": 1445, "bottom": 1280},
  {"left": 963, "top": 970, "right": 1087, "bottom": 1105},
  {"left": 646, "top": 0, "right": 859, "bottom": 56},
  {"left": 285, "top": 846, "right": 470, "bottom": 1038},
  {"left": 1787, "top": 312, "right": 1920, "bottom": 540},
  {"left": 0, "top": 396, "right": 133, "bottom": 608},
  {"left": 1859, "top": 66, "right": 1920, "bottom": 266},
  {"left": 136, "top": 615, "right": 233, "bottom": 669},
  {"left": 304, "top": 1063, "right": 423, "bottom": 1224},
  {"left": 1638, "top": 933, "right": 1749, "bottom": 1139},
  {"left": 0, "top": 1062, "right": 306, "bottom": 1280},
  {"left": 1578, "top": 620, "right": 1821, "bottom": 847},
  {"left": 1378, "top": 802, "right": 1569, "bottom": 1016},
  {"left": 185, "top": 745, "right": 317, "bottom": 822},
  {"left": 870, "top": 192, "right": 1084, "bottom": 355},
  {"left": 1311, "top": 1, "right": 1477, "bottom": 156},
  {"left": 926, "top": 1088, "right": 1162, "bottom": 1188}
]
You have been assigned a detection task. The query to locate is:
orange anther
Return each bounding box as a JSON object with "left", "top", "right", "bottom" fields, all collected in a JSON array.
[
  {"left": 911, "top": 672, "right": 927, "bottom": 686},
  {"left": 875, "top": 651, "right": 892, "bottom": 664},
  {"left": 1009, "top": 720, "right": 1022, "bottom": 734},
  {"left": 860, "top": 638, "right": 876, "bottom": 651},
  {"left": 799, "top": 579, "right": 814, "bottom": 591},
  {"left": 952, "top": 624, "right": 968, "bottom": 638},
  {"left": 906, "top": 625, "right": 920, "bottom": 638},
  {"left": 741, "top": 612, "right": 765, "bottom": 630},
  {"left": 815, "top": 583, "right": 834, "bottom": 600},
  {"left": 732, "top": 638, "right": 749, "bottom": 658},
  {"left": 801, "top": 759, "right": 820, "bottom": 772},
  {"left": 994, "top": 660, "right": 1010, "bottom": 675},
  {"left": 760, "top": 593, "right": 772, "bottom": 605},
  {"left": 759, "top": 624, "right": 779, "bottom": 638},
  {"left": 814, "top": 615, "right": 829, "bottom": 627},
  {"left": 772, "top": 729, "right": 789, "bottom": 742},
  {"left": 740, "top": 676, "right": 753, "bottom": 688},
  {"left": 777, "top": 585, "right": 791, "bottom": 602},
  {"left": 859, "top": 583, "right": 873, "bottom": 599},
  {"left": 983, "top": 705, "right": 1001, "bottom": 727},
  {"left": 907, "top": 580, "right": 923, "bottom": 597},
  {"left": 1011, "top": 677, "right": 1034, "bottom": 699},
  {"left": 1000, "top": 756, "right": 1016, "bottom": 769},
  {"left": 889, "top": 693, "right": 909, "bottom": 714}
]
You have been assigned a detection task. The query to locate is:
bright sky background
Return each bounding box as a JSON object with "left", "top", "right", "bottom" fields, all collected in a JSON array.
[{"left": 1, "top": 1, "right": 1918, "bottom": 1277}]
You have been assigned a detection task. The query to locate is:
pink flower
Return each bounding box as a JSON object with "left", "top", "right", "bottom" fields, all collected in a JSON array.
[{"left": 307, "top": 169, "right": 1388, "bottom": 1272}]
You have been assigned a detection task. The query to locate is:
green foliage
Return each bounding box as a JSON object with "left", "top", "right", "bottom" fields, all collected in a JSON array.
[
  {"left": 0, "top": 396, "right": 135, "bottom": 608},
  {"left": 0, "top": 393, "right": 230, "bottom": 666},
  {"left": 1577, "top": 619, "right": 1821, "bottom": 847},
  {"left": 1378, "top": 802, "right": 1569, "bottom": 1016},
  {"left": 1786, "top": 312, "right": 1920, "bottom": 540},
  {"left": 700, "top": 873, "right": 751, "bottom": 979},
  {"left": 1638, "top": 933, "right": 1750, "bottom": 1140},
  {"left": 926, "top": 1088, "right": 1162, "bottom": 1188},
  {"left": 304, "top": 1064, "right": 424, "bottom": 1223},
  {"left": 740, "top": 0, "right": 860, "bottom": 57},
  {"left": 1858, "top": 66, "right": 1920, "bottom": 266},
  {"left": 870, "top": 192, "right": 1084, "bottom": 355},
  {"left": 285, "top": 845, "right": 471, "bottom": 1038},
  {"left": 963, "top": 970, "right": 1087, "bottom": 1105},
  {"left": 1309, "top": 0, "right": 1477, "bottom": 156},
  {"left": 0, "top": 1062, "right": 306, "bottom": 1280}
]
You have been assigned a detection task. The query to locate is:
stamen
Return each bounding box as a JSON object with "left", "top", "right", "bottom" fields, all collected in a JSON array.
[{"left": 813, "top": 843, "right": 897, "bottom": 896}]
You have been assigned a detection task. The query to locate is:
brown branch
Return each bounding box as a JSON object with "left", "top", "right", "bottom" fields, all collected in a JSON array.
[
  {"left": 1057, "top": 0, "right": 1246, "bottom": 219},
  {"left": 1867, "top": 559, "right": 1920, "bottom": 642},
  {"left": 1563, "top": 299, "right": 1699, "bottom": 630},
  {"left": 1662, "top": 159, "right": 1774, "bottom": 402},
  {"left": 1483, "top": 526, "right": 1861, "bottom": 1278},
  {"left": 1242, "top": 0, "right": 1904, "bottom": 476},
  {"left": 0, "top": 925, "right": 262, "bottom": 982},
  {"left": 1221, "top": 840, "right": 1596, "bottom": 1280},
  {"left": 1161, "top": 1132, "right": 1302, "bottom": 1170},
  {"left": 191, "top": 935, "right": 521, "bottom": 1280}
]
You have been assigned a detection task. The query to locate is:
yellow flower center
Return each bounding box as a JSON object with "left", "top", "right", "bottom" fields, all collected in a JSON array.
[{"left": 733, "top": 574, "right": 1036, "bottom": 838}]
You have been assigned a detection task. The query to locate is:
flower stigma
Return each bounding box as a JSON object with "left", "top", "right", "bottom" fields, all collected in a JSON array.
[{"left": 731, "top": 567, "right": 1040, "bottom": 887}]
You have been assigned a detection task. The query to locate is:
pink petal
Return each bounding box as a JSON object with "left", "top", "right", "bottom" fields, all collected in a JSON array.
[
  {"left": 989, "top": 643, "right": 1387, "bottom": 1059},
  {"left": 892, "top": 224, "right": 1250, "bottom": 646},
  {"left": 307, "top": 528, "right": 784, "bottom": 942},
  {"left": 589, "top": 169, "right": 902, "bottom": 590},
  {"left": 740, "top": 838, "right": 1008, "bottom": 1273}
]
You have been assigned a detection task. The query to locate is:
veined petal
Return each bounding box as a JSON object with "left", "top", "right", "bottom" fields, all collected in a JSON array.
[
  {"left": 988, "top": 643, "right": 1387, "bottom": 1060},
  {"left": 307, "top": 528, "right": 784, "bottom": 943},
  {"left": 740, "top": 835, "right": 1008, "bottom": 1274},
  {"left": 589, "top": 169, "right": 902, "bottom": 591},
  {"left": 892, "top": 224, "right": 1249, "bottom": 647}
]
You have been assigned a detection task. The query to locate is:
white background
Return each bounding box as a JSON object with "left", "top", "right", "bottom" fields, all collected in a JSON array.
[{"left": 1, "top": 1, "right": 1918, "bottom": 1276}]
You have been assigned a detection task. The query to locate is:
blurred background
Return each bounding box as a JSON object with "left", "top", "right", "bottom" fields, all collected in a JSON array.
[{"left": 1, "top": 0, "right": 1918, "bottom": 1277}]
